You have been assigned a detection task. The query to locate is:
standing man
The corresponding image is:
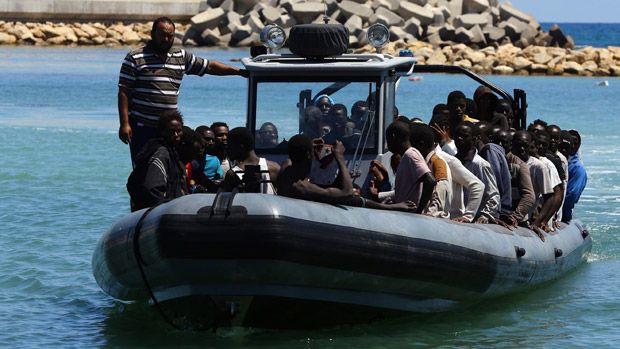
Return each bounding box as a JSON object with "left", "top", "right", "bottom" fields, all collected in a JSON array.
[{"left": 118, "top": 16, "right": 247, "bottom": 165}]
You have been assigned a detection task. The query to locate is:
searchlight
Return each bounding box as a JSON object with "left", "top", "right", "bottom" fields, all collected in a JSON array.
[
  {"left": 260, "top": 25, "right": 287, "bottom": 51},
  {"left": 366, "top": 24, "right": 390, "bottom": 53}
]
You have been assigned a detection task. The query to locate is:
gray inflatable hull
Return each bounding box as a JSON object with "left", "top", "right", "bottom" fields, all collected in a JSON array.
[{"left": 92, "top": 193, "right": 591, "bottom": 328}]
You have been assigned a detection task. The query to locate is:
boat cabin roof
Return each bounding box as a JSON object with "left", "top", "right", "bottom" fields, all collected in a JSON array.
[{"left": 242, "top": 54, "right": 416, "bottom": 77}]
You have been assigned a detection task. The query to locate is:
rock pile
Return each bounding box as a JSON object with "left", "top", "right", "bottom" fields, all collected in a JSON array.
[
  {"left": 2, "top": 1, "right": 619, "bottom": 76},
  {"left": 372, "top": 41, "right": 620, "bottom": 76},
  {"left": 183, "top": 0, "right": 571, "bottom": 49},
  {"left": 0, "top": 20, "right": 190, "bottom": 46}
]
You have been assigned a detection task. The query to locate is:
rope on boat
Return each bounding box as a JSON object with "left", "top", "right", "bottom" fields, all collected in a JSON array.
[{"left": 132, "top": 206, "right": 183, "bottom": 331}]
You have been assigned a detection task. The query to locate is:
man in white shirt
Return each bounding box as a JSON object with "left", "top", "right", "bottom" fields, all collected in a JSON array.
[
  {"left": 430, "top": 114, "right": 484, "bottom": 222},
  {"left": 454, "top": 122, "right": 500, "bottom": 223}
]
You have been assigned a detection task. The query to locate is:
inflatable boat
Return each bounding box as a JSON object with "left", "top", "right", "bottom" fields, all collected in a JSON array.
[
  {"left": 93, "top": 192, "right": 591, "bottom": 328},
  {"left": 94, "top": 24, "right": 591, "bottom": 329}
]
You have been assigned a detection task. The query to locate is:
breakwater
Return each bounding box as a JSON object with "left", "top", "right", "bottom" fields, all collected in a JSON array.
[{"left": 1, "top": 0, "right": 620, "bottom": 76}]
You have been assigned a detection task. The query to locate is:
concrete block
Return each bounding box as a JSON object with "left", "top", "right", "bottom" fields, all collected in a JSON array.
[
  {"left": 454, "top": 26, "right": 473, "bottom": 44},
  {"left": 453, "top": 13, "right": 488, "bottom": 29},
  {"left": 231, "top": 23, "right": 252, "bottom": 42},
  {"left": 483, "top": 25, "right": 504, "bottom": 42},
  {"left": 444, "top": 0, "right": 463, "bottom": 18},
  {"left": 344, "top": 15, "right": 364, "bottom": 36},
  {"left": 375, "top": 7, "right": 405, "bottom": 27},
  {"left": 372, "top": 0, "right": 400, "bottom": 11},
  {"left": 275, "top": 13, "right": 296, "bottom": 27},
  {"left": 339, "top": 0, "right": 374, "bottom": 21},
  {"left": 191, "top": 7, "right": 225, "bottom": 33},
  {"left": 246, "top": 12, "right": 264, "bottom": 33},
  {"left": 397, "top": 2, "right": 434, "bottom": 25},
  {"left": 200, "top": 27, "right": 221, "bottom": 45},
  {"left": 389, "top": 26, "right": 412, "bottom": 41},
  {"left": 499, "top": 3, "right": 534, "bottom": 23},
  {"left": 469, "top": 24, "right": 486, "bottom": 46},
  {"left": 403, "top": 17, "right": 422, "bottom": 38},
  {"left": 349, "top": 34, "right": 359, "bottom": 47},
  {"left": 291, "top": 2, "right": 326, "bottom": 24},
  {"left": 207, "top": 0, "right": 224, "bottom": 7},
  {"left": 234, "top": 0, "right": 257, "bottom": 15},
  {"left": 438, "top": 24, "right": 455, "bottom": 41},
  {"left": 463, "top": 0, "right": 489, "bottom": 14},
  {"left": 261, "top": 6, "right": 281, "bottom": 24},
  {"left": 220, "top": 0, "right": 234, "bottom": 12},
  {"left": 432, "top": 7, "right": 446, "bottom": 25},
  {"left": 237, "top": 32, "right": 260, "bottom": 46}
]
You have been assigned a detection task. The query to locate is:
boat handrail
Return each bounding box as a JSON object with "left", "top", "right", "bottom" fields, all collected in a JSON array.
[{"left": 251, "top": 53, "right": 389, "bottom": 63}]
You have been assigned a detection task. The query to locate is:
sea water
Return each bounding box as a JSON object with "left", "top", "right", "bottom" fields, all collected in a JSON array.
[{"left": 0, "top": 46, "right": 619, "bottom": 348}]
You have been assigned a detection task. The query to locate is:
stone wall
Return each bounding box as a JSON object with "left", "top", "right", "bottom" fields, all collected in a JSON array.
[{"left": 0, "top": 0, "right": 205, "bottom": 21}]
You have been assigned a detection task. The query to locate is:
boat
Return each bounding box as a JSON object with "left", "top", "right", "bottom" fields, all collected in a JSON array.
[{"left": 93, "top": 23, "right": 592, "bottom": 329}]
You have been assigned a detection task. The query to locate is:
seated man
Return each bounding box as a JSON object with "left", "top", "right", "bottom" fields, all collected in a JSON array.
[
  {"left": 454, "top": 122, "right": 500, "bottom": 223},
  {"left": 256, "top": 122, "right": 279, "bottom": 149},
  {"left": 277, "top": 135, "right": 415, "bottom": 212},
  {"left": 210, "top": 121, "right": 230, "bottom": 173},
  {"left": 314, "top": 94, "right": 333, "bottom": 117},
  {"left": 225, "top": 127, "right": 280, "bottom": 194},
  {"left": 491, "top": 128, "right": 536, "bottom": 225},
  {"left": 386, "top": 120, "right": 436, "bottom": 213},
  {"left": 532, "top": 130, "right": 564, "bottom": 231},
  {"left": 430, "top": 114, "right": 485, "bottom": 223},
  {"left": 350, "top": 100, "right": 369, "bottom": 130},
  {"left": 409, "top": 122, "right": 452, "bottom": 218},
  {"left": 410, "top": 123, "right": 452, "bottom": 218},
  {"left": 476, "top": 121, "right": 513, "bottom": 220},
  {"left": 561, "top": 130, "right": 587, "bottom": 222},
  {"left": 127, "top": 110, "right": 187, "bottom": 211},
  {"left": 301, "top": 105, "right": 323, "bottom": 139}
]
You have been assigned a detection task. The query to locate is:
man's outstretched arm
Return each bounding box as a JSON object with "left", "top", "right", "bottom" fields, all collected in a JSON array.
[{"left": 207, "top": 60, "right": 248, "bottom": 77}]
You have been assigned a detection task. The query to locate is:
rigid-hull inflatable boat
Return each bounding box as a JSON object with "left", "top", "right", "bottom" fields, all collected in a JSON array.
[{"left": 93, "top": 192, "right": 591, "bottom": 328}]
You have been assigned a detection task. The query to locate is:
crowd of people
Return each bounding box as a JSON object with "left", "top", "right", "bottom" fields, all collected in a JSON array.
[
  {"left": 119, "top": 17, "right": 588, "bottom": 240},
  {"left": 125, "top": 83, "right": 588, "bottom": 241}
]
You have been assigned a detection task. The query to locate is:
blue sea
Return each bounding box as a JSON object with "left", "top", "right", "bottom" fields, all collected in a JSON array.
[
  {"left": 1, "top": 39, "right": 620, "bottom": 347},
  {"left": 541, "top": 22, "right": 620, "bottom": 48}
]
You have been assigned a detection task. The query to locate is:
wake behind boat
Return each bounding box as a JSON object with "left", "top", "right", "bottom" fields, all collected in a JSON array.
[{"left": 94, "top": 22, "right": 591, "bottom": 330}]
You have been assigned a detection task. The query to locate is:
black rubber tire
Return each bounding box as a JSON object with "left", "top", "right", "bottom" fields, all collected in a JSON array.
[{"left": 288, "top": 24, "right": 349, "bottom": 59}]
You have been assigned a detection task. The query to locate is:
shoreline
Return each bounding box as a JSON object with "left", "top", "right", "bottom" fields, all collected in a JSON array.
[{"left": 1, "top": 20, "right": 619, "bottom": 77}]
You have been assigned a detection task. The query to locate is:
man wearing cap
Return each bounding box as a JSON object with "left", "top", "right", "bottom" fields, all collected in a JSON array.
[{"left": 118, "top": 16, "right": 248, "bottom": 166}]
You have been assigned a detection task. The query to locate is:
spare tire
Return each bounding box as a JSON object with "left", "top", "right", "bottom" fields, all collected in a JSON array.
[{"left": 288, "top": 24, "right": 349, "bottom": 59}]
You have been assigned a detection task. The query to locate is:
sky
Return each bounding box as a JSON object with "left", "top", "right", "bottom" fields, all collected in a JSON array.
[{"left": 506, "top": 0, "right": 620, "bottom": 23}]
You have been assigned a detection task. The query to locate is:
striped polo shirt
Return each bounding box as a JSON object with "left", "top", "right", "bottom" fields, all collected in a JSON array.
[{"left": 118, "top": 43, "right": 209, "bottom": 126}]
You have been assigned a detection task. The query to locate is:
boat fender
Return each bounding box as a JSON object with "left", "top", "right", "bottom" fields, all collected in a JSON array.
[
  {"left": 132, "top": 206, "right": 183, "bottom": 330},
  {"left": 581, "top": 229, "right": 590, "bottom": 239},
  {"left": 554, "top": 248, "right": 563, "bottom": 258},
  {"left": 514, "top": 246, "right": 526, "bottom": 258}
]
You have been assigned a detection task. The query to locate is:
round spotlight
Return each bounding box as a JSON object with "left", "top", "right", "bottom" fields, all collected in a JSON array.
[
  {"left": 260, "top": 25, "right": 286, "bottom": 50},
  {"left": 367, "top": 24, "right": 390, "bottom": 50}
]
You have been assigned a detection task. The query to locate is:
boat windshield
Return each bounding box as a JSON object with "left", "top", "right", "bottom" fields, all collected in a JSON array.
[{"left": 254, "top": 79, "right": 379, "bottom": 154}]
